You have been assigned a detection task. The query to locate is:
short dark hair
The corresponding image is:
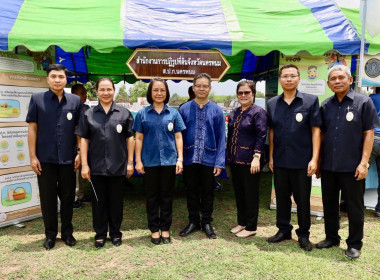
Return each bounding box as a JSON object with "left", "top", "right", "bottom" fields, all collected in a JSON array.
[
  {"left": 236, "top": 79, "right": 256, "bottom": 95},
  {"left": 308, "top": 65, "right": 317, "bottom": 71},
  {"left": 46, "top": 64, "right": 67, "bottom": 77},
  {"left": 95, "top": 78, "right": 115, "bottom": 90},
  {"left": 188, "top": 86, "right": 195, "bottom": 99},
  {"left": 146, "top": 78, "right": 170, "bottom": 104},
  {"left": 193, "top": 73, "right": 211, "bottom": 85},
  {"left": 279, "top": 64, "right": 300, "bottom": 76},
  {"left": 71, "top": 83, "right": 86, "bottom": 94}
]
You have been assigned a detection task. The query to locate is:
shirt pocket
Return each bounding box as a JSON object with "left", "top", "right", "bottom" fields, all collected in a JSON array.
[
  {"left": 61, "top": 109, "right": 76, "bottom": 129},
  {"left": 162, "top": 119, "right": 175, "bottom": 134},
  {"left": 204, "top": 145, "right": 217, "bottom": 161}
]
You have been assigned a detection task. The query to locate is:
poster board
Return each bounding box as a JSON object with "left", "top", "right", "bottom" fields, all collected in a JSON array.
[
  {"left": 0, "top": 48, "right": 51, "bottom": 227},
  {"left": 360, "top": 54, "right": 380, "bottom": 87},
  {"left": 269, "top": 53, "right": 352, "bottom": 216}
]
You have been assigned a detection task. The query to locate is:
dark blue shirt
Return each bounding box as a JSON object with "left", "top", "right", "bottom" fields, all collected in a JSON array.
[
  {"left": 76, "top": 103, "right": 134, "bottom": 176},
  {"left": 179, "top": 100, "right": 226, "bottom": 168},
  {"left": 133, "top": 105, "right": 186, "bottom": 167},
  {"left": 227, "top": 104, "right": 267, "bottom": 165},
  {"left": 369, "top": 93, "right": 380, "bottom": 135},
  {"left": 26, "top": 89, "right": 83, "bottom": 165},
  {"left": 267, "top": 91, "right": 322, "bottom": 169},
  {"left": 321, "top": 90, "right": 380, "bottom": 172}
]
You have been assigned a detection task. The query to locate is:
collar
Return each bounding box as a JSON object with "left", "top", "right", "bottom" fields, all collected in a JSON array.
[
  {"left": 94, "top": 102, "right": 118, "bottom": 113},
  {"left": 333, "top": 89, "right": 354, "bottom": 102},
  {"left": 147, "top": 104, "right": 170, "bottom": 113},
  {"left": 48, "top": 89, "right": 66, "bottom": 101},
  {"left": 280, "top": 90, "right": 303, "bottom": 100}
]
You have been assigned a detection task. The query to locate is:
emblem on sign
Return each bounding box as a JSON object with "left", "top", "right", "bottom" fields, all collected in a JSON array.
[
  {"left": 346, "top": 112, "right": 354, "bottom": 122},
  {"left": 67, "top": 112, "right": 72, "bottom": 120},
  {"left": 296, "top": 113, "right": 303, "bottom": 122},
  {"left": 116, "top": 124, "right": 122, "bottom": 133},
  {"left": 168, "top": 122, "right": 174, "bottom": 131}
]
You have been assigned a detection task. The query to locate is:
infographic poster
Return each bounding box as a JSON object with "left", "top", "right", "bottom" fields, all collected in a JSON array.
[
  {"left": 0, "top": 126, "right": 29, "bottom": 169},
  {"left": 278, "top": 53, "right": 352, "bottom": 103},
  {"left": 0, "top": 85, "right": 46, "bottom": 122},
  {"left": 0, "top": 48, "right": 51, "bottom": 227}
]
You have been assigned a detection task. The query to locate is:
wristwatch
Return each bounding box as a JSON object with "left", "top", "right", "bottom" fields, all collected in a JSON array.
[
  {"left": 360, "top": 162, "right": 370, "bottom": 168},
  {"left": 253, "top": 153, "right": 261, "bottom": 159}
]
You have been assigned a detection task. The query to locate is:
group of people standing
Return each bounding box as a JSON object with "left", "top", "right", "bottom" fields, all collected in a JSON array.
[{"left": 26, "top": 63, "right": 379, "bottom": 260}]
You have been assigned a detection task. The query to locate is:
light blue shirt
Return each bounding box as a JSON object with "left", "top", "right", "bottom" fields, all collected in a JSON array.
[{"left": 133, "top": 105, "right": 186, "bottom": 167}]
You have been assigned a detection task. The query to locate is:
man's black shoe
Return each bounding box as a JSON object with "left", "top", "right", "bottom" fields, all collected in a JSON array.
[
  {"left": 79, "top": 196, "right": 91, "bottom": 204},
  {"left": 179, "top": 223, "right": 201, "bottom": 237},
  {"left": 345, "top": 247, "right": 360, "bottom": 259},
  {"left": 375, "top": 211, "right": 380, "bottom": 217},
  {"left": 95, "top": 239, "right": 105, "bottom": 248},
  {"left": 43, "top": 238, "right": 56, "bottom": 250},
  {"left": 267, "top": 232, "right": 292, "bottom": 243},
  {"left": 73, "top": 200, "right": 82, "bottom": 209},
  {"left": 299, "top": 237, "right": 313, "bottom": 251},
  {"left": 62, "top": 235, "right": 76, "bottom": 247},
  {"left": 316, "top": 239, "right": 340, "bottom": 249},
  {"left": 202, "top": 224, "right": 217, "bottom": 239},
  {"left": 111, "top": 237, "right": 122, "bottom": 247}
]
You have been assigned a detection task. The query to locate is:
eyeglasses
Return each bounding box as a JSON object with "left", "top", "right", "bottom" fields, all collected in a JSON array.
[
  {"left": 98, "top": 88, "right": 113, "bottom": 93},
  {"left": 280, "top": 75, "right": 299, "bottom": 79},
  {"left": 237, "top": 91, "right": 252, "bottom": 96},
  {"left": 194, "top": 84, "right": 210, "bottom": 89}
]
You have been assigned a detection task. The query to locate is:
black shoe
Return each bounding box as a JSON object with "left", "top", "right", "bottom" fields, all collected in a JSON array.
[
  {"left": 267, "top": 232, "right": 292, "bottom": 243},
  {"left": 111, "top": 237, "right": 122, "bottom": 247},
  {"left": 316, "top": 239, "right": 340, "bottom": 249},
  {"left": 345, "top": 247, "right": 360, "bottom": 259},
  {"left": 375, "top": 211, "right": 380, "bottom": 217},
  {"left": 95, "top": 239, "right": 106, "bottom": 248},
  {"left": 73, "top": 200, "right": 82, "bottom": 209},
  {"left": 299, "top": 237, "right": 313, "bottom": 251},
  {"left": 43, "top": 237, "right": 56, "bottom": 250},
  {"left": 79, "top": 196, "right": 91, "bottom": 204},
  {"left": 179, "top": 223, "right": 201, "bottom": 237},
  {"left": 202, "top": 224, "right": 217, "bottom": 239},
  {"left": 62, "top": 235, "right": 76, "bottom": 247},
  {"left": 151, "top": 237, "right": 161, "bottom": 245},
  {"left": 161, "top": 236, "right": 171, "bottom": 244}
]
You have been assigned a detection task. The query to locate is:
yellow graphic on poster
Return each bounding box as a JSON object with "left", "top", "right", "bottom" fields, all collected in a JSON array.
[
  {"left": 279, "top": 53, "right": 352, "bottom": 102},
  {"left": 0, "top": 127, "right": 29, "bottom": 168}
]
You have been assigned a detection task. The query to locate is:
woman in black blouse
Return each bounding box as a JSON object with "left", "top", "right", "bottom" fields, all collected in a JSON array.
[{"left": 227, "top": 80, "right": 267, "bottom": 238}]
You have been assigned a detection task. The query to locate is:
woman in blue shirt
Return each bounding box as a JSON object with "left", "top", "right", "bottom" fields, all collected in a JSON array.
[
  {"left": 133, "top": 78, "right": 186, "bottom": 245},
  {"left": 76, "top": 78, "right": 135, "bottom": 248}
]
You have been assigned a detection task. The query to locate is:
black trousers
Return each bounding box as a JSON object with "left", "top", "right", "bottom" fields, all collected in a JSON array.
[
  {"left": 321, "top": 171, "right": 365, "bottom": 250},
  {"left": 144, "top": 166, "right": 176, "bottom": 233},
  {"left": 91, "top": 175, "right": 124, "bottom": 240},
  {"left": 183, "top": 164, "right": 215, "bottom": 225},
  {"left": 273, "top": 167, "right": 311, "bottom": 238},
  {"left": 230, "top": 164, "right": 260, "bottom": 231},
  {"left": 37, "top": 163, "right": 76, "bottom": 239}
]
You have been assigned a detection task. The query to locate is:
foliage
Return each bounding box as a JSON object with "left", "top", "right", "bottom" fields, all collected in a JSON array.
[
  {"left": 67, "top": 81, "right": 97, "bottom": 99},
  {"left": 256, "top": 91, "right": 265, "bottom": 98},
  {"left": 115, "top": 84, "right": 129, "bottom": 100},
  {"left": 128, "top": 80, "right": 148, "bottom": 102},
  {"left": 209, "top": 95, "right": 235, "bottom": 103}
]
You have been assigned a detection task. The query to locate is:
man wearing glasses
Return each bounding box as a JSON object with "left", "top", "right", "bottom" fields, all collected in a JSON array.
[
  {"left": 178, "top": 73, "right": 225, "bottom": 239},
  {"left": 267, "top": 64, "right": 322, "bottom": 251}
]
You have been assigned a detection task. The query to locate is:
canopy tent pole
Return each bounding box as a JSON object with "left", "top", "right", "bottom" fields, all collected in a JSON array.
[{"left": 358, "top": 0, "right": 367, "bottom": 89}]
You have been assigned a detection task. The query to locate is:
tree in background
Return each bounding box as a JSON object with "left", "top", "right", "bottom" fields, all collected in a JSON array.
[
  {"left": 67, "top": 81, "right": 97, "bottom": 99},
  {"left": 169, "top": 92, "right": 187, "bottom": 107},
  {"left": 129, "top": 80, "right": 148, "bottom": 102},
  {"left": 115, "top": 84, "right": 129, "bottom": 101}
]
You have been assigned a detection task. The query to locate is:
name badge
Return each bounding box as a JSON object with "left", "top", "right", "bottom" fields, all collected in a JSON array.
[
  {"left": 346, "top": 112, "right": 353, "bottom": 122},
  {"left": 67, "top": 112, "right": 72, "bottom": 120},
  {"left": 295, "top": 113, "right": 303, "bottom": 122},
  {"left": 116, "top": 124, "right": 122, "bottom": 133},
  {"left": 168, "top": 122, "right": 174, "bottom": 131}
]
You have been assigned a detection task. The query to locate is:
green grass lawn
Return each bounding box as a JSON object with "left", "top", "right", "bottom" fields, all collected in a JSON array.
[{"left": 0, "top": 172, "right": 379, "bottom": 279}]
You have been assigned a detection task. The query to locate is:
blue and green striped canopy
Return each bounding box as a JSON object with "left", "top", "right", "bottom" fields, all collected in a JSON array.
[{"left": 0, "top": 0, "right": 379, "bottom": 82}]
